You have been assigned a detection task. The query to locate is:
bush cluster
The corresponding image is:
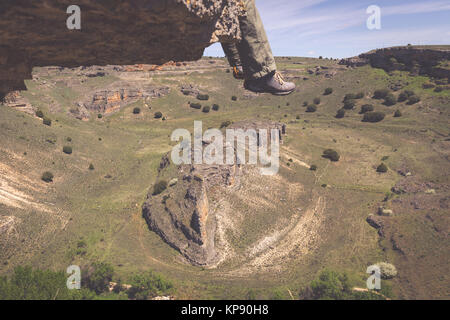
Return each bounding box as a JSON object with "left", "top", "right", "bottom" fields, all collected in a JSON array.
[
  {"left": 373, "top": 89, "right": 390, "bottom": 99},
  {"left": 362, "top": 111, "right": 385, "bottom": 123},
  {"left": 335, "top": 108, "right": 345, "bottom": 119},
  {"left": 360, "top": 104, "right": 374, "bottom": 114},
  {"left": 306, "top": 105, "right": 317, "bottom": 113},
  {"left": 322, "top": 149, "right": 340, "bottom": 162},
  {"left": 41, "top": 171, "right": 54, "bottom": 183},
  {"left": 196, "top": 94, "right": 209, "bottom": 101},
  {"left": 324, "top": 88, "right": 333, "bottom": 95}
]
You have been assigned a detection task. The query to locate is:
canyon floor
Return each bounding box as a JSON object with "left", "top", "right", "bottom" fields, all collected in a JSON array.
[{"left": 0, "top": 50, "right": 449, "bottom": 299}]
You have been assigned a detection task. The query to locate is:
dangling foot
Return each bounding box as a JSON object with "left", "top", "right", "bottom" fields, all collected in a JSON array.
[{"left": 244, "top": 71, "right": 296, "bottom": 96}]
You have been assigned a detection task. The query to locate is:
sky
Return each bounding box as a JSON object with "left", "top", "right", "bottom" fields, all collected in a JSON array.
[{"left": 204, "top": 0, "right": 450, "bottom": 59}]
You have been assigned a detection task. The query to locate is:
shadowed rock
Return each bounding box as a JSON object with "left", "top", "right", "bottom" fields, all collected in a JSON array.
[{"left": 0, "top": 0, "right": 245, "bottom": 99}]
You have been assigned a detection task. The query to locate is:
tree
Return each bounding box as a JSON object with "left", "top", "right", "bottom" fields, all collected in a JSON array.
[
  {"left": 133, "top": 107, "right": 141, "bottom": 114},
  {"left": 373, "top": 89, "right": 390, "bottom": 99},
  {"left": 362, "top": 112, "right": 385, "bottom": 123},
  {"left": 154, "top": 111, "right": 163, "bottom": 118},
  {"left": 63, "top": 146, "right": 73, "bottom": 155},
  {"left": 383, "top": 93, "right": 397, "bottom": 106},
  {"left": 394, "top": 109, "right": 402, "bottom": 117},
  {"left": 324, "top": 88, "right": 333, "bottom": 95},
  {"left": 377, "top": 163, "right": 388, "bottom": 173},
  {"left": 43, "top": 117, "right": 52, "bottom": 126},
  {"left": 41, "top": 171, "right": 54, "bottom": 183},
  {"left": 322, "top": 149, "right": 340, "bottom": 162},
  {"left": 306, "top": 105, "right": 317, "bottom": 113},
  {"left": 84, "top": 262, "right": 114, "bottom": 295},
  {"left": 406, "top": 95, "right": 420, "bottom": 105},
  {"left": 127, "top": 271, "right": 173, "bottom": 300},
  {"left": 212, "top": 104, "right": 220, "bottom": 111},
  {"left": 35, "top": 109, "right": 44, "bottom": 118},
  {"left": 196, "top": 94, "right": 209, "bottom": 101},
  {"left": 335, "top": 108, "right": 345, "bottom": 119},
  {"left": 202, "top": 106, "right": 210, "bottom": 113},
  {"left": 313, "top": 97, "right": 321, "bottom": 105},
  {"left": 343, "top": 99, "right": 355, "bottom": 110},
  {"left": 360, "top": 104, "right": 374, "bottom": 114}
]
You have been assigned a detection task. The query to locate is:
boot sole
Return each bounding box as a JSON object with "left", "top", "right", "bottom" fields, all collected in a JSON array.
[{"left": 245, "top": 84, "right": 295, "bottom": 96}]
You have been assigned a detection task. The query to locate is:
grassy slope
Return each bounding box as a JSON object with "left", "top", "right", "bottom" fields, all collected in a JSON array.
[{"left": 0, "top": 56, "right": 448, "bottom": 299}]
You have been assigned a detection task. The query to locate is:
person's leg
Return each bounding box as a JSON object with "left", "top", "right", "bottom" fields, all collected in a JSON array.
[
  {"left": 221, "top": 42, "right": 244, "bottom": 79},
  {"left": 237, "top": 0, "right": 296, "bottom": 95},
  {"left": 236, "top": 0, "right": 277, "bottom": 80}
]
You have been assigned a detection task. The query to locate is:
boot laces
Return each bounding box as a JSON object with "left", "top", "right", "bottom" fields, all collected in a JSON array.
[{"left": 274, "top": 72, "right": 285, "bottom": 85}]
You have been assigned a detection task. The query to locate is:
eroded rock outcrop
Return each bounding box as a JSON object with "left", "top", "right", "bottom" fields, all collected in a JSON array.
[
  {"left": 0, "top": 0, "right": 245, "bottom": 99},
  {"left": 340, "top": 46, "right": 450, "bottom": 81},
  {"left": 142, "top": 120, "right": 286, "bottom": 266}
]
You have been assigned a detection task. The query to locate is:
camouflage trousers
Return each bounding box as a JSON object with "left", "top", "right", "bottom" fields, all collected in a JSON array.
[{"left": 221, "top": 0, "right": 277, "bottom": 80}]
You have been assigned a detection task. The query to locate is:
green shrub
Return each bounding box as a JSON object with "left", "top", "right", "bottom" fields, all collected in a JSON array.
[
  {"left": 88, "top": 163, "right": 95, "bottom": 170},
  {"left": 324, "top": 88, "right": 333, "bottom": 95},
  {"left": 394, "top": 109, "right": 402, "bottom": 117},
  {"left": 133, "top": 107, "right": 141, "bottom": 114},
  {"left": 373, "top": 89, "right": 390, "bottom": 99},
  {"left": 84, "top": 262, "right": 114, "bottom": 295},
  {"left": 355, "top": 92, "right": 365, "bottom": 99},
  {"left": 128, "top": 271, "right": 173, "bottom": 300},
  {"left": 202, "top": 106, "right": 210, "bottom": 113},
  {"left": 310, "top": 164, "right": 318, "bottom": 171},
  {"left": 212, "top": 104, "right": 220, "bottom": 111},
  {"left": 363, "top": 112, "right": 385, "bottom": 123},
  {"left": 154, "top": 111, "right": 163, "bottom": 118},
  {"left": 63, "top": 146, "right": 72, "bottom": 155},
  {"left": 303, "top": 101, "right": 308, "bottom": 107},
  {"left": 196, "top": 94, "right": 209, "bottom": 101},
  {"left": 397, "top": 92, "right": 408, "bottom": 102},
  {"left": 360, "top": 104, "right": 374, "bottom": 114},
  {"left": 299, "top": 269, "right": 385, "bottom": 300},
  {"left": 66, "top": 137, "right": 72, "bottom": 142},
  {"left": 343, "top": 99, "right": 355, "bottom": 110},
  {"left": 343, "top": 93, "right": 356, "bottom": 102},
  {"left": 322, "top": 149, "right": 340, "bottom": 162},
  {"left": 383, "top": 93, "right": 397, "bottom": 106},
  {"left": 406, "top": 95, "right": 420, "bottom": 105},
  {"left": 43, "top": 117, "right": 52, "bottom": 126},
  {"left": 41, "top": 171, "right": 54, "bottom": 183},
  {"left": 190, "top": 103, "right": 201, "bottom": 110},
  {"left": 306, "top": 105, "right": 317, "bottom": 113},
  {"left": 231, "top": 96, "right": 237, "bottom": 101},
  {"left": 422, "top": 82, "right": 435, "bottom": 89},
  {"left": 152, "top": 180, "right": 168, "bottom": 196},
  {"left": 434, "top": 86, "right": 443, "bottom": 93},
  {"left": 376, "top": 163, "right": 388, "bottom": 173},
  {"left": 220, "top": 120, "right": 232, "bottom": 128},
  {"left": 35, "top": 109, "right": 44, "bottom": 118},
  {"left": 313, "top": 97, "right": 321, "bottom": 105},
  {"left": 335, "top": 108, "right": 345, "bottom": 119},
  {"left": 97, "top": 113, "right": 103, "bottom": 119}
]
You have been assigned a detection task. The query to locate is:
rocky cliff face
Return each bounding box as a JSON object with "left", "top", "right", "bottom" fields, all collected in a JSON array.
[
  {"left": 340, "top": 46, "right": 450, "bottom": 81},
  {"left": 0, "top": 0, "right": 244, "bottom": 99},
  {"left": 142, "top": 120, "right": 286, "bottom": 266}
]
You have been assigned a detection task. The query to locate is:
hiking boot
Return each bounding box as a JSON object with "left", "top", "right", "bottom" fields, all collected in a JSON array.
[
  {"left": 244, "top": 71, "right": 296, "bottom": 95},
  {"left": 232, "top": 65, "right": 244, "bottom": 79}
]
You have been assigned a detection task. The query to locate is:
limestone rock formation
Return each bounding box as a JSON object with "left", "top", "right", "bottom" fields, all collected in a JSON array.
[
  {"left": 0, "top": 0, "right": 245, "bottom": 99},
  {"left": 340, "top": 46, "right": 450, "bottom": 81},
  {"left": 142, "top": 120, "right": 286, "bottom": 266},
  {"left": 78, "top": 84, "right": 170, "bottom": 117}
]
